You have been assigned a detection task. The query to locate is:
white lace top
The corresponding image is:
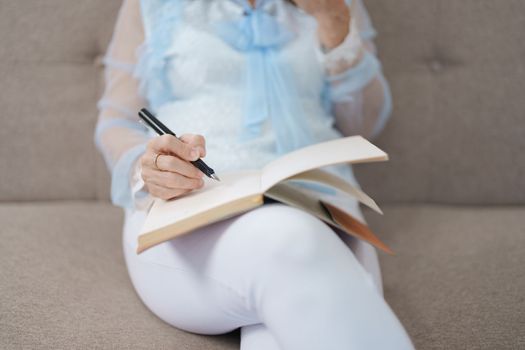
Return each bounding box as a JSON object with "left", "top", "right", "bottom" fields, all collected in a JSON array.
[{"left": 95, "top": 0, "right": 392, "bottom": 211}]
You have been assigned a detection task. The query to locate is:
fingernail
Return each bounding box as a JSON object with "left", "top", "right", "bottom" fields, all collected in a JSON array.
[{"left": 199, "top": 178, "right": 204, "bottom": 186}]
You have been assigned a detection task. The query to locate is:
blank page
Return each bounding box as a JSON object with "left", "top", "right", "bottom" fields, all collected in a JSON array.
[
  {"left": 141, "top": 170, "right": 262, "bottom": 234},
  {"left": 260, "top": 136, "right": 388, "bottom": 191}
]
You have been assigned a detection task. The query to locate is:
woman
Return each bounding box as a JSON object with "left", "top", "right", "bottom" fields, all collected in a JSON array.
[{"left": 95, "top": 0, "right": 414, "bottom": 348}]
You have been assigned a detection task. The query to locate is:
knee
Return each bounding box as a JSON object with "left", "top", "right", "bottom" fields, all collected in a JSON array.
[{"left": 236, "top": 204, "right": 340, "bottom": 266}]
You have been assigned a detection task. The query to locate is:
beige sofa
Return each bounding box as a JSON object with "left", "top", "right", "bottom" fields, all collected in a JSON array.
[{"left": 1, "top": 1, "right": 524, "bottom": 349}]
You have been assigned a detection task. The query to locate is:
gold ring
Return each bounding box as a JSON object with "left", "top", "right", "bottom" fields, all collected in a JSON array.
[{"left": 153, "top": 153, "right": 161, "bottom": 170}]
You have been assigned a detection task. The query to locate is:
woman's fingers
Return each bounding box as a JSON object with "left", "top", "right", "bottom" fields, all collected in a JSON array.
[
  {"left": 155, "top": 154, "right": 204, "bottom": 179},
  {"left": 178, "top": 133, "right": 206, "bottom": 157},
  {"left": 148, "top": 134, "right": 200, "bottom": 162},
  {"left": 142, "top": 166, "right": 204, "bottom": 190},
  {"left": 140, "top": 134, "right": 208, "bottom": 200}
]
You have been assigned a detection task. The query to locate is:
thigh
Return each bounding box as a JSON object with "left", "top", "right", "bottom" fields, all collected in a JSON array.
[
  {"left": 123, "top": 203, "right": 337, "bottom": 334},
  {"left": 124, "top": 199, "right": 377, "bottom": 285},
  {"left": 126, "top": 203, "right": 333, "bottom": 287},
  {"left": 122, "top": 202, "right": 380, "bottom": 334},
  {"left": 123, "top": 239, "right": 256, "bottom": 335}
]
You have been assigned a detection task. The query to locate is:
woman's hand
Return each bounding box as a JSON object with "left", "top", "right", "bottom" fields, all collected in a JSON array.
[
  {"left": 290, "top": 0, "right": 351, "bottom": 50},
  {"left": 140, "top": 134, "right": 207, "bottom": 200}
]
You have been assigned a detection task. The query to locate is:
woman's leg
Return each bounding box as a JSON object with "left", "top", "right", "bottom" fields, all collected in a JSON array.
[
  {"left": 124, "top": 203, "right": 413, "bottom": 349},
  {"left": 225, "top": 204, "right": 413, "bottom": 349},
  {"left": 123, "top": 219, "right": 259, "bottom": 335}
]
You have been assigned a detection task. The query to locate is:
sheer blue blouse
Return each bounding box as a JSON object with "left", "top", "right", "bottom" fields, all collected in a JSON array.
[{"left": 95, "top": 0, "right": 392, "bottom": 209}]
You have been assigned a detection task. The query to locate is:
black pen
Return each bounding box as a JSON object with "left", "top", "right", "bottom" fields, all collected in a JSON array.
[{"left": 138, "top": 108, "right": 221, "bottom": 182}]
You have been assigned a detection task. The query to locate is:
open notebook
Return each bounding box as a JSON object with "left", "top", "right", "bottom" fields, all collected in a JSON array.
[{"left": 136, "top": 136, "right": 392, "bottom": 254}]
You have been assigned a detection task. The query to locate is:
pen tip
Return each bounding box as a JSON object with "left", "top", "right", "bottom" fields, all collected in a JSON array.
[{"left": 210, "top": 173, "right": 221, "bottom": 181}]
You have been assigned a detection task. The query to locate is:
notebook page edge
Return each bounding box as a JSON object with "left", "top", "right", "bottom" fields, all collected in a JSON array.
[{"left": 260, "top": 136, "right": 387, "bottom": 191}]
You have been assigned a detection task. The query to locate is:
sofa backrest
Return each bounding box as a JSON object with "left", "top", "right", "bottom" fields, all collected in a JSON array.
[
  {"left": 0, "top": 0, "right": 523, "bottom": 204},
  {"left": 0, "top": 0, "right": 118, "bottom": 201},
  {"left": 357, "top": 0, "right": 525, "bottom": 204}
]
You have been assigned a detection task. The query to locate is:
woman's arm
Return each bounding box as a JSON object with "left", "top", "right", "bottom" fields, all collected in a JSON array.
[
  {"left": 95, "top": 0, "right": 151, "bottom": 208},
  {"left": 307, "top": 0, "right": 393, "bottom": 140},
  {"left": 97, "top": 0, "right": 147, "bottom": 152},
  {"left": 96, "top": 0, "right": 204, "bottom": 209}
]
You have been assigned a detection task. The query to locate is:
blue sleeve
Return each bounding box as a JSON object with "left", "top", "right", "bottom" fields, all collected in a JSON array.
[{"left": 322, "top": 0, "right": 393, "bottom": 139}]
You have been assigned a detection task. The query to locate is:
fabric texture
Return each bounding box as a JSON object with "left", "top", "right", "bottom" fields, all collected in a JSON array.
[
  {"left": 354, "top": 0, "right": 525, "bottom": 204},
  {"left": 1, "top": 202, "right": 524, "bottom": 349},
  {"left": 95, "top": 0, "right": 391, "bottom": 209},
  {"left": 0, "top": 202, "right": 240, "bottom": 350}
]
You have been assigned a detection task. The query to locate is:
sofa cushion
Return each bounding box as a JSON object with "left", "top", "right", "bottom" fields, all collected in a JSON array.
[
  {"left": 0, "top": 202, "right": 239, "bottom": 349},
  {"left": 0, "top": 0, "right": 117, "bottom": 202},
  {"left": 367, "top": 204, "right": 525, "bottom": 349},
  {"left": 1, "top": 201, "right": 523, "bottom": 349},
  {"left": 355, "top": 0, "right": 525, "bottom": 204}
]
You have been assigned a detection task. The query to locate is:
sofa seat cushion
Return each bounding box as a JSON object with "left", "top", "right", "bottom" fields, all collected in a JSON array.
[
  {"left": 1, "top": 202, "right": 523, "bottom": 349},
  {"left": 366, "top": 204, "right": 525, "bottom": 350},
  {"left": 0, "top": 201, "right": 239, "bottom": 349}
]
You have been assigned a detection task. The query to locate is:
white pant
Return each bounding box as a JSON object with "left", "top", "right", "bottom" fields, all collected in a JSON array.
[{"left": 123, "top": 202, "right": 414, "bottom": 349}]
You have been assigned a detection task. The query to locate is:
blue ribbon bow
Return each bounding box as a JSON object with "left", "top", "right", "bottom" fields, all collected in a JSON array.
[{"left": 213, "top": 0, "right": 314, "bottom": 154}]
